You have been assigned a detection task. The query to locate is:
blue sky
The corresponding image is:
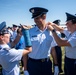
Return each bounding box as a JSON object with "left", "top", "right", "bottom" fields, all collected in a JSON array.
[{"left": 0, "top": 0, "right": 76, "bottom": 27}]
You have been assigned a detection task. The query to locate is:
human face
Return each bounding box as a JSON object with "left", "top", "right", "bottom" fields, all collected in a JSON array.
[
  {"left": 34, "top": 16, "right": 43, "bottom": 26},
  {"left": 3, "top": 33, "right": 10, "bottom": 44},
  {"left": 34, "top": 14, "right": 46, "bottom": 26},
  {"left": 13, "top": 27, "right": 17, "bottom": 31},
  {"left": 66, "top": 20, "right": 74, "bottom": 32}
]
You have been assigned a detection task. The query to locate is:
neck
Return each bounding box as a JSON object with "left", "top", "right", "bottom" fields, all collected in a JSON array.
[
  {"left": 0, "top": 41, "right": 6, "bottom": 45},
  {"left": 37, "top": 22, "right": 47, "bottom": 31},
  {"left": 71, "top": 30, "right": 76, "bottom": 34},
  {"left": 70, "top": 27, "right": 76, "bottom": 34}
]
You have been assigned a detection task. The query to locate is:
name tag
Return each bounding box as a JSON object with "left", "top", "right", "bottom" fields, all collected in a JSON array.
[{"left": 31, "top": 37, "right": 39, "bottom": 41}]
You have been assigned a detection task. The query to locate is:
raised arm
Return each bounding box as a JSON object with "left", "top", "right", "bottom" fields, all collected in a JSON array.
[
  {"left": 47, "top": 22, "right": 71, "bottom": 46},
  {"left": 47, "top": 22, "right": 64, "bottom": 33}
]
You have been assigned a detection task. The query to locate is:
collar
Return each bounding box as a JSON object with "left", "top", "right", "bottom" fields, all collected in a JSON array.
[
  {"left": 0, "top": 44, "right": 10, "bottom": 48},
  {"left": 35, "top": 25, "right": 48, "bottom": 32}
]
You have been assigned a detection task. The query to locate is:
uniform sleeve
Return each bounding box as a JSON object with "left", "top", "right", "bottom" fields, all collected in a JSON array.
[
  {"left": 8, "top": 48, "right": 23, "bottom": 62},
  {"left": 51, "top": 37, "right": 57, "bottom": 47},
  {"left": 68, "top": 34, "right": 76, "bottom": 47},
  {"left": 63, "top": 29, "right": 70, "bottom": 37},
  {"left": 49, "top": 31, "right": 57, "bottom": 47}
]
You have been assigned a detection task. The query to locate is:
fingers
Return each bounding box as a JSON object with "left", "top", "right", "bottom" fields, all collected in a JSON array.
[
  {"left": 22, "top": 25, "right": 29, "bottom": 29},
  {"left": 47, "top": 23, "right": 54, "bottom": 31},
  {"left": 47, "top": 22, "right": 55, "bottom": 26},
  {"left": 20, "top": 25, "right": 31, "bottom": 29}
]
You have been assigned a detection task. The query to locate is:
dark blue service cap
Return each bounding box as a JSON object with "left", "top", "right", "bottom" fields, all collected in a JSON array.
[
  {"left": 0, "top": 21, "right": 9, "bottom": 35},
  {"left": 66, "top": 12, "right": 76, "bottom": 21},
  {"left": 29, "top": 7, "right": 48, "bottom": 18},
  {"left": 0, "top": 21, "right": 6, "bottom": 32},
  {"left": 0, "top": 29, "right": 9, "bottom": 35},
  {"left": 53, "top": 19, "right": 61, "bottom": 25},
  {"left": 13, "top": 24, "right": 18, "bottom": 27}
]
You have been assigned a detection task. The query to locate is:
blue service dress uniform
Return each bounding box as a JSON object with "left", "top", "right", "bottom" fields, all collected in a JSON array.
[
  {"left": 63, "top": 29, "right": 76, "bottom": 75},
  {"left": 0, "top": 44, "right": 23, "bottom": 75},
  {"left": 27, "top": 25, "right": 57, "bottom": 75}
]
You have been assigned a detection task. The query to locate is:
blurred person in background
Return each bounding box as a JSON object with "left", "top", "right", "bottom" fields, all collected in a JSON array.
[
  {"left": 12, "top": 24, "right": 18, "bottom": 41},
  {"left": 53, "top": 19, "right": 63, "bottom": 73},
  {"left": 7, "top": 26, "right": 13, "bottom": 42}
]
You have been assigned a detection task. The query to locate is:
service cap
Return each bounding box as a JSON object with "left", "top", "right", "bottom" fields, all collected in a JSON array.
[
  {"left": 29, "top": 7, "right": 48, "bottom": 18},
  {"left": 66, "top": 12, "right": 76, "bottom": 21},
  {"left": 53, "top": 19, "right": 61, "bottom": 25}
]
